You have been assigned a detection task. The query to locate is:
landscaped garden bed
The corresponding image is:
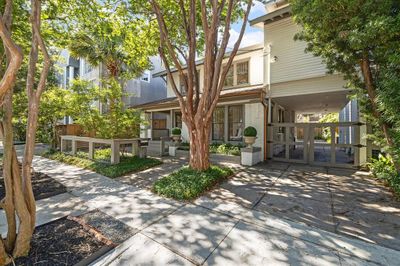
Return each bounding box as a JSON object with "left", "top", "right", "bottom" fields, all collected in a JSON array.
[
  {"left": 153, "top": 166, "right": 234, "bottom": 200},
  {"left": 178, "top": 142, "right": 243, "bottom": 156},
  {"left": 42, "top": 149, "right": 162, "bottom": 178},
  {"left": 0, "top": 166, "right": 67, "bottom": 201},
  {"left": 13, "top": 209, "right": 135, "bottom": 265}
]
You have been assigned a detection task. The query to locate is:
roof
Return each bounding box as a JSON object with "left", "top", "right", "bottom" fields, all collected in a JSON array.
[
  {"left": 249, "top": 5, "right": 291, "bottom": 28},
  {"left": 152, "top": 44, "right": 263, "bottom": 78},
  {"left": 132, "top": 87, "right": 265, "bottom": 111}
]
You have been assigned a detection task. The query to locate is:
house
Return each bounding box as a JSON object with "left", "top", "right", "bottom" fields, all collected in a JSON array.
[
  {"left": 136, "top": 0, "right": 370, "bottom": 168},
  {"left": 136, "top": 44, "right": 266, "bottom": 155},
  {"left": 56, "top": 49, "right": 167, "bottom": 123}
]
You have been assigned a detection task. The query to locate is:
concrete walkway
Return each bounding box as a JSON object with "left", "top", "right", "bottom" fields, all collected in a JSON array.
[{"left": 3, "top": 156, "right": 399, "bottom": 265}]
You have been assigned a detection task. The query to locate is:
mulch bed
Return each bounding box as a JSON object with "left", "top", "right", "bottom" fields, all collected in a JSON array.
[
  {"left": 13, "top": 216, "right": 114, "bottom": 266},
  {"left": 11, "top": 210, "right": 136, "bottom": 265},
  {"left": 0, "top": 167, "right": 67, "bottom": 200}
]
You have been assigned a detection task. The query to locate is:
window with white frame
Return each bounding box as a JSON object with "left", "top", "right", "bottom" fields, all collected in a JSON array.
[
  {"left": 228, "top": 105, "right": 244, "bottom": 141},
  {"left": 141, "top": 70, "right": 151, "bottom": 82},
  {"left": 223, "top": 60, "right": 249, "bottom": 88},
  {"left": 212, "top": 107, "right": 225, "bottom": 141}
]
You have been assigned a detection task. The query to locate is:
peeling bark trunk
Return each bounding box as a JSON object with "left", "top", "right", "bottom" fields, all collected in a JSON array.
[{"left": 188, "top": 123, "right": 210, "bottom": 170}]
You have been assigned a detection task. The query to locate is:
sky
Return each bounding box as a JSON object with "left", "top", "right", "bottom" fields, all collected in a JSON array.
[{"left": 228, "top": 1, "right": 266, "bottom": 48}]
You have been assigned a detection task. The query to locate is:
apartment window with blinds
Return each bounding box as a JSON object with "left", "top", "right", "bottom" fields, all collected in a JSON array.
[
  {"left": 228, "top": 106, "right": 243, "bottom": 141},
  {"left": 212, "top": 107, "right": 225, "bottom": 141},
  {"left": 236, "top": 61, "right": 249, "bottom": 85},
  {"left": 224, "top": 66, "right": 234, "bottom": 87}
]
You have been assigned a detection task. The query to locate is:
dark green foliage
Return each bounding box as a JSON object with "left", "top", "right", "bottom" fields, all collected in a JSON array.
[
  {"left": 368, "top": 154, "right": 400, "bottom": 197},
  {"left": 42, "top": 150, "right": 161, "bottom": 178},
  {"left": 171, "top": 127, "right": 181, "bottom": 135},
  {"left": 153, "top": 166, "right": 234, "bottom": 200},
  {"left": 178, "top": 142, "right": 243, "bottom": 156},
  {"left": 244, "top": 126, "right": 257, "bottom": 137}
]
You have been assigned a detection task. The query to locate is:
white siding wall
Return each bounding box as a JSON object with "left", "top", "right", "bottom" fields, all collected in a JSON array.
[
  {"left": 270, "top": 74, "right": 347, "bottom": 98},
  {"left": 245, "top": 102, "right": 264, "bottom": 155},
  {"left": 265, "top": 17, "right": 327, "bottom": 84},
  {"left": 166, "top": 47, "right": 264, "bottom": 98}
]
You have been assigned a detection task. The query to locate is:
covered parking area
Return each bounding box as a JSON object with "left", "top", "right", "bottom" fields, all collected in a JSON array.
[{"left": 266, "top": 90, "right": 369, "bottom": 168}]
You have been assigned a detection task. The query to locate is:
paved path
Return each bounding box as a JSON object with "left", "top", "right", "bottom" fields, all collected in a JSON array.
[{"left": 2, "top": 156, "right": 398, "bottom": 265}]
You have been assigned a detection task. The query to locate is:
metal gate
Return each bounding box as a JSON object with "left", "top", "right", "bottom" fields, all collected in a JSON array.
[{"left": 267, "top": 122, "right": 364, "bottom": 167}]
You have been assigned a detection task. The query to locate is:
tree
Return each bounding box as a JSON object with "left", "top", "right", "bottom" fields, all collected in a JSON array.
[
  {"left": 147, "top": 0, "right": 253, "bottom": 170},
  {"left": 68, "top": 1, "right": 155, "bottom": 135},
  {"left": 0, "top": 0, "right": 51, "bottom": 262},
  {"left": 290, "top": 0, "right": 400, "bottom": 172}
]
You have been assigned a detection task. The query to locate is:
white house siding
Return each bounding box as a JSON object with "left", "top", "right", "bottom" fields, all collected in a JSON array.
[
  {"left": 245, "top": 102, "right": 265, "bottom": 155},
  {"left": 270, "top": 74, "right": 347, "bottom": 98},
  {"left": 166, "top": 46, "right": 264, "bottom": 98},
  {"left": 265, "top": 17, "right": 327, "bottom": 84}
]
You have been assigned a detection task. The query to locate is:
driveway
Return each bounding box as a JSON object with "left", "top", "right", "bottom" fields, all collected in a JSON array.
[
  {"left": 198, "top": 162, "right": 400, "bottom": 251},
  {"left": 18, "top": 156, "right": 400, "bottom": 265}
]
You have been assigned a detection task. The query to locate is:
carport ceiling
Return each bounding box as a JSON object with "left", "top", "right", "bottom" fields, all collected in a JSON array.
[{"left": 273, "top": 90, "right": 350, "bottom": 114}]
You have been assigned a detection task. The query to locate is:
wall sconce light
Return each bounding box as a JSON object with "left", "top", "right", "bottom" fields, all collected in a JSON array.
[{"left": 271, "top": 56, "right": 278, "bottom": 63}]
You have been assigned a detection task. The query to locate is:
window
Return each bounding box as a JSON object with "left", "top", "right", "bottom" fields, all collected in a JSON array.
[
  {"left": 223, "top": 60, "right": 249, "bottom": 88},
  {"left": 236, "top": 61, "right": 249, "bottom": 85},
  {"left": 224, "top": 65, "right": 234, "bottom": 87},
  {"left": 175, "top": 112, "right": 182, "bottom": 128},
  {"left": 228, "top": 106, "right": 243, "bottom": 141},
  {"left": 84, "top": 61, "right": 93, "bottom": 74},
  {"left": 141, "top": 70, "right": 150, "bottom": 82},
  {"left": 179, "top": 73, "right": 187, "bottom": 95},
  {"left": 179, "top": 71, "right": 199, "bottom": 95},
  {"left": 212, "top": 107, "right": 225, "bottom": 140}
]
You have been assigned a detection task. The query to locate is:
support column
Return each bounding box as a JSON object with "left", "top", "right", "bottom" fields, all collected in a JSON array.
[
  {"left": 88, "top": 141, "right": 94, "bottom": 160},
  {"left": 71, "top": 139, "right": 77, "bottom": 155},
  {"left": 111, "top": 140, "right": 120, "bottom": 164},
  {"left": 132, "top": 141, "right": 139, "bottom": 156},
  {"left": 60, "top": 137, "right": 65, "bottom": 152}
]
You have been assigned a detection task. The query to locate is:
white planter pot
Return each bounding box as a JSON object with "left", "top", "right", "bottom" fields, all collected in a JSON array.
[
  {"left": 244, "top": 136, "right": 257, "bottom": 148},
  {"left": 171, "top": 135, "right": 181, "bottom": 142}
]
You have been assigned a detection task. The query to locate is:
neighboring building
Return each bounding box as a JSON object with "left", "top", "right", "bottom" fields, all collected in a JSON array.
[
  {"left": 136, "top": 0, "right": 369, "bottom": 168},
  {"left": 56, "top": 50, "right": 167, "bottom": 119}
]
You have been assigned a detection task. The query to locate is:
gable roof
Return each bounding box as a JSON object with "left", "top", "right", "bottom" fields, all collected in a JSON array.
[{"left": 249, "top": 5, "right": 291, "bottom": 28}]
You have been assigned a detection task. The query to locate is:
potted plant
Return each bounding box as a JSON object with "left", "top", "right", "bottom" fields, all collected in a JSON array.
[
  {"left": 243, "top": 126, "right": 257, "bottom": 148},
  {"left": 171, "top": 127, "right": 182, "bottom": 142}
]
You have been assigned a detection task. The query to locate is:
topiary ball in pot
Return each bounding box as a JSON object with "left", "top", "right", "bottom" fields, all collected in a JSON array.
[
  {"left": 243, "top": 126, "right": 257, "bottom": 147},
  {"left": 171, "top": 127, "right": 182, "bottom": 142}
]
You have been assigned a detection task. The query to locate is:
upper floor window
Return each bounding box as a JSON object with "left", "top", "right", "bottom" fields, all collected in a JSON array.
[
  {"left": 84, "top": 61, "right": 93, "bottom": 74},
  {"left": 141, "top": 70, "right": 151, "bottom": 82},
  {"left": 179, "top": 70, "right": 199, "bottom": 95},
  {"left": 223, "top": 60, "right": 249, "bottom": 88},
  {"left": 236, "top": 61, "right": 249, "bottom": 85}
]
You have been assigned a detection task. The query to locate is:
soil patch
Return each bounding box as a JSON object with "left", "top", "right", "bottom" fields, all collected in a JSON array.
[
  {"left": 0, "top": 167, "right": 67, "bottom": 200},
  {"left": 13, "top": 217, "right": 114, "bottom": 265},
  {"left": 77, "top": 209, "right": 136, "bottom": 244}
]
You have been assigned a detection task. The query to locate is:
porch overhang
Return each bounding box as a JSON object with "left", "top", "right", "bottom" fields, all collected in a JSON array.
[{"left": 133, "top": 87, "right": 266, "bottom": 112}]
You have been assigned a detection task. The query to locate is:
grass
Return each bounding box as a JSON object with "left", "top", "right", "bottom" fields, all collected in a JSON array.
[
  {"left": 42, "top": 150, "right": 162, "bottom": 178},
  {"left": 178, "top": 142, "right": 244, "bottom": 156},
  {"left": 153, "top": 165, "right": 234, "bottom": 200}
]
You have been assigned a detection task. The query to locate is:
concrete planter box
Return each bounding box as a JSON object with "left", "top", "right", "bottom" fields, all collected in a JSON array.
[
  {"left": 169, "top": 142, "right": 180, "bottom": 157},
  {"left": 241, "top": 147, "right": 262, "bottom": 166}
]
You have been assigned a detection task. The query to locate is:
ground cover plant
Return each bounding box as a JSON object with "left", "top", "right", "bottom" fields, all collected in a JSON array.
[
  {"left": 179, "top": 142, "right": 243, "bottom": 156},
  {"left": 153, "top": 166, "right": 234, "bottom": 200},
  {"left": 42, "top": 150, "right": 161, "bottom": 178}
]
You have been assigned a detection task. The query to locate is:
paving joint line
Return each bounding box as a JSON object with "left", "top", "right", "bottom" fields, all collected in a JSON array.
[{"left": 251, "top": 163, "right": 291, "bottom": 210}]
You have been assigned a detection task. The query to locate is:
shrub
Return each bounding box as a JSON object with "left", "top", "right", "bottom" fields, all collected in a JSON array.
[
  {"left": 244, "top": 126, "right": 257, "bottom": 137},
  {"left": 368, "top": 154, "right": 400, "bottom": 196},
  {"left": 171, "top": 127, "right": 181, "bottom": 135},
  {"left": 153, "top": 165, "right": 234, "bottom": 200},
  {"left": 42, "top": 150, "right": 162, "bottom": 178}
]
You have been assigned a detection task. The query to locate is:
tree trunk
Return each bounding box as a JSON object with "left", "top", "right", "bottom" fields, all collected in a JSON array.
[{"left": 188, "top": 122, "right": 210, "bottom": 170}]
